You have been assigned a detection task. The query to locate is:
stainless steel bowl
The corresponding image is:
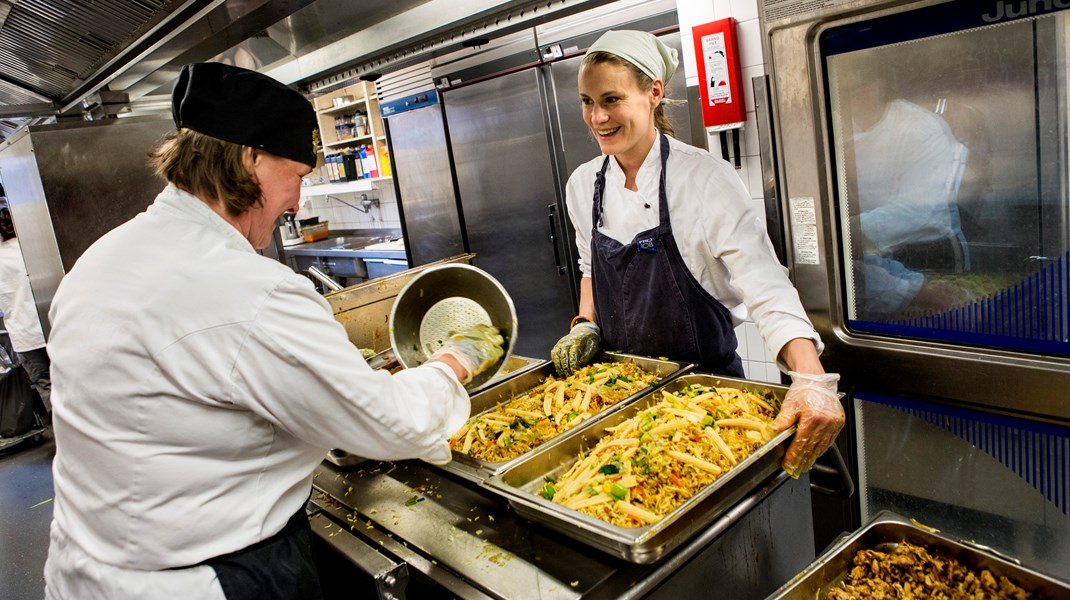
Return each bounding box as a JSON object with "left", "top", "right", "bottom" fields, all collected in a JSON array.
[{"left": 389, "top": 263, "right": 517, "bottom": 390}]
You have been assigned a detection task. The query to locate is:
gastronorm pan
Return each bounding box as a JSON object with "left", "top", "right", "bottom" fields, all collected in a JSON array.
[
  {"left": 324, "top": 354, "right": 546, "bottom": 469},
  {"left": 483, "top": 372, "right": 792, "bottom": 563},
  {"left": 765, "top": 510, "right": 1070, "bottom": 599},
  {"left": 437, "top": 352, "right": 691, "bottom": 485}
]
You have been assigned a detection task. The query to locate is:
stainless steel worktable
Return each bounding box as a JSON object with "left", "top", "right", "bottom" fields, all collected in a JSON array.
[
  {"left": 283, "top": 235, "right": 406, "bottom": 260},
  {"left": 309, "top": 458, "right": 815, "bottom": 599}
]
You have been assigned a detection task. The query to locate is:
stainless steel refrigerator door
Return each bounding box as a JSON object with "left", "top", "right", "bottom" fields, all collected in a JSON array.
[
  {"left": 0, "top": 116, "right": 175, "bottom": 335},
  {"left": 386, "top": 106, "right": 465, "bottom": 266},
  {"left": 444, "top": 68, "right": 574, "bottom": 357}
]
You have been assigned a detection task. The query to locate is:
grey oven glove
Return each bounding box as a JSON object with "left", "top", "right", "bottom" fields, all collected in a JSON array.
[
  {"left": 550, "top": 321, "right": 601, "bottom": 376},
  {"left": 431, "top": 324, "right": 505, "bottom": 384}
]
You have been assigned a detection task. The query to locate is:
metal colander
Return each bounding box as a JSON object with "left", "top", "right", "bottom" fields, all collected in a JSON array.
[
  {"left": 390, "top": 264, "right": 517, "bottom": 390},
  {"left": 418, "top": 298, "right": 492, "bottom": 357}
]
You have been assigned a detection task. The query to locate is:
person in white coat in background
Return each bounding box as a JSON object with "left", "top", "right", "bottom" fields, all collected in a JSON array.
[
  {"left": 0, "top": 200, "right": 51, "bottom": 420},
  {"left": 43, "top": 62, "right": 503, "bottom": 600},
  {"left": 550, "top": 30, "right": 844, "bottom": 478}
]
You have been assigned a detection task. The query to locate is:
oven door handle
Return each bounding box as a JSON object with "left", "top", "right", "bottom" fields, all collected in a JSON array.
[
  {"left": 308, "top": 512, "right": 409, "bottom": 598},
  {"left": 808, "top": 444, "right": 855, "bottom": 497}
]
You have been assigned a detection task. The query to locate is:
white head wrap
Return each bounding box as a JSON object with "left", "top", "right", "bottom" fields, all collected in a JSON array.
[{"left": 586, "top": 30, "right": 679, "bottom": 84}]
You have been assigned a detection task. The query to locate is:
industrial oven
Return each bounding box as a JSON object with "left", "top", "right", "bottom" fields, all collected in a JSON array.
[{"left": 756, "top": 0, "right": 1070, "bottom": 581}]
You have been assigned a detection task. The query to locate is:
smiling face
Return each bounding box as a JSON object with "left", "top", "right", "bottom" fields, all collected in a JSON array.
[
  {"left": 236, "top": 148, "right": 313, "bottom": 249},
  {"left": 578, "top": 58, "right": 663, "bottom": 171}
]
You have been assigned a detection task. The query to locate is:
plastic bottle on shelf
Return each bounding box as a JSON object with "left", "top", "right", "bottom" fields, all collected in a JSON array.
[
  {"left": 344, "top": 149, "right": 361, "bottom": 179},
  {"left": 360, "top": 145, "right": 378, "bottom": 178},
  {"left": 326, "top": 154, "right": 340, "bottom": 183},
  {"left": 337, "top": 151, "right": 349, "bottom": 181},
  {"left": 378, "top": 144, "right": 391, "bottom": 177}
]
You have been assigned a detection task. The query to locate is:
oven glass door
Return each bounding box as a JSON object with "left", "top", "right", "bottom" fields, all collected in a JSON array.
[{"left": 822, "top": 0, "right": 1070, "bottom": 356}]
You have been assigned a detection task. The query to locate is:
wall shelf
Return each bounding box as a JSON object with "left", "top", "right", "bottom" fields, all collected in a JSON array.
[
  {"left": 324, "top": 135, "right": 374, "bottom": 150},
  {"left": 320, "top": 101, "right": 366, "bottom": 116},
  {"left": 300, "top": 178, "right": 391, "bottom": 198},
  {"left": 305, "top": 80, "right": 393, "bottom": 186}
]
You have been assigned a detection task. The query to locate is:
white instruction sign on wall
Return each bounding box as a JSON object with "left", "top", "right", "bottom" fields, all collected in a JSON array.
[
  {"left": 789, "top": 196, "right": 820, "bottom": 265},
  {"left": 701, "top": 32, "right": 731, "bottom": 105},
  {"left": 763, "top": 0, "right": 851, "bottom": 21}
]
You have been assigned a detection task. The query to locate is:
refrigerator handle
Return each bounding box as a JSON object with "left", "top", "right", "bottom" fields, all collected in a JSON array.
[
  {"left": 548, "top": 204, "right": 566, "bottom": 275},
  {"left": 752, "top": 74, "right": 788, "bottom": 267}
]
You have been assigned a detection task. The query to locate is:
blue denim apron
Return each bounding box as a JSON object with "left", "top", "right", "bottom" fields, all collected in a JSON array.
[{"left": 590, "top": 134, "right": 744, "bottom": 376}]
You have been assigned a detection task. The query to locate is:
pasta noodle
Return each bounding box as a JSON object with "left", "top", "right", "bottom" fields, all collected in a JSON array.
[
  {"left": 448, "top": 362, "right": 660, "bottom": 462},
  {"left": 542, "top": 383, "right": 780, "bottom": 528}
]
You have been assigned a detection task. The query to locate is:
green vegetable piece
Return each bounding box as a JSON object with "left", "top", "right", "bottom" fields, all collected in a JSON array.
[
  {"left": 540, "top": 483, "right": 556, "bottom": 500},
  {"left": 609, "top": 483, "right": 627, "bottom": 501},
  {"left": 638, "top": 413, "right": 656, "bottom": 432},
  {"left": 598, "top": 463, "right": 620, "bottom": 475}
]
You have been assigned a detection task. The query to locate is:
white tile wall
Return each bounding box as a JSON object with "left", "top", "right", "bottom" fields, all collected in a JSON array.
[
  {"left": 729, "top": 0, "right": 759, "bottom": 23},
  {"left": 296, "top": 182, "right": 400, "bottom": 233},
  {"left": 680, "top": 0, "right": 782, "bottom": 383}
]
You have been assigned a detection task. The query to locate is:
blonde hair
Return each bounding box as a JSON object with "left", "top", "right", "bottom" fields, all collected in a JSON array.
[
  {"left": 581, "top": 51, "right": 675, "bottom": 138},
  {"left": 148, "top": 128, "right": 262, "bottom": 216}
]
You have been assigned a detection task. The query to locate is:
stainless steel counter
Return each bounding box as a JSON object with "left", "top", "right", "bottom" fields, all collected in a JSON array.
[
  {"left": 309, "top": 458, "right": 816, "bottom": 599},
  {"left": 282, "top": 232, "right": 407, "bottom": 287},
  {"left": 284, "top": 235, "right": 406, "bottom": 260}
]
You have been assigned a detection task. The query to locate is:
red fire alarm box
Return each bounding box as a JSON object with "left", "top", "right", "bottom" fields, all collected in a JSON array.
[{"left": 692, "top": 18, "right": 746, "bottom": 129}]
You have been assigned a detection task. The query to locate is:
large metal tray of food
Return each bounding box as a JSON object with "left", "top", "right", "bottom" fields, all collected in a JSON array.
[
  {"left": 483, "top": 372, "right": 792, "bottom": 564},
  {"left": 765, "top": 510, "right": 1070, "bottom": 599},
  {"left": 324, "top": 353, "right": 546, "bottom": 468},
  {"left": 437, "top": 352, "right": 691, "bottom": 485}
]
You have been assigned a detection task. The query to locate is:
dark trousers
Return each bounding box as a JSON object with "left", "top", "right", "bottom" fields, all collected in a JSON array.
[{"left": 18, "top": 347, "right": 50, "bottom": 413}]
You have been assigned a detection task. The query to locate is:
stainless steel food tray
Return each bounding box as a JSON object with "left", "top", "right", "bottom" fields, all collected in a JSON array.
[
  {"left": 483, "top": 373, "right": 792, "bottom": 564},
  {"left": 324, "top": 355, "right": 545, "bottom": 468},
  {"left": 765, "top": 510, "right": 1070, "bottom": 599},
  {"left": 437, "top": 352, "right": 691, "bottom": 485}
]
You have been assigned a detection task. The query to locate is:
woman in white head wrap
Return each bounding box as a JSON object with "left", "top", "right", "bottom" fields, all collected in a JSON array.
[{"left": 550, "top": 30, "right": 844, "bottom": 478}]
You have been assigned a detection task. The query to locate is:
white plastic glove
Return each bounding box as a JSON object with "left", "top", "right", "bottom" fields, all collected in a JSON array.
[
  {"left": 550, "top": 321, "right": 601, "bottom": 376},
  {"left": 773, "top": 371, "right": 845, "bottom": 478},
  {"left": 430, "top": 324, "right": 505, "bottom": 384}
]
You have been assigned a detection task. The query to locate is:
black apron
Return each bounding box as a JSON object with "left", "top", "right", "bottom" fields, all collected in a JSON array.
[
  {"left": 201, "top": 505, "right": 323, "bottom": 600},
  {"left": 590, "top": 134, "right": 744, "bottom": 376}
]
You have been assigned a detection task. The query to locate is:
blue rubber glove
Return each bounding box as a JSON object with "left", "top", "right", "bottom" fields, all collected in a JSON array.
[{"left": 550, "top": 321, "right": 601, "bottom": 376}]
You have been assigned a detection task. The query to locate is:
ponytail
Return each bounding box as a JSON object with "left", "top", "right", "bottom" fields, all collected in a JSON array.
[{"left": 654, "top": 105, "right": 675, "bottom": 138}]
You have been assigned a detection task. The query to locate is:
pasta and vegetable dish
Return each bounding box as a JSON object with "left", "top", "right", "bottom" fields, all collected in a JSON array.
[
  {"left": 449, "top": 362, "right": 660, "bottom": 462},
  {"left": 539, "top": 383, "right": 780, "bottom": 528}
]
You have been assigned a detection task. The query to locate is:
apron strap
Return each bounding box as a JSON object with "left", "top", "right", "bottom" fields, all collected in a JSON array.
[
  {"left": 592, "top": 155, "right": 611, "bottom": 228},
  {"left": 657, "top": 134, "right": 671, "bottom": 227}
]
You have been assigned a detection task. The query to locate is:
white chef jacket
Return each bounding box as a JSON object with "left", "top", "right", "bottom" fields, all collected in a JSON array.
[
  {"left": 0, "top": 237, "right": 46, "bottom": 352},
  {"left": 565, "top": 133, "right": 821, "bottom": 367},
  {"left": 855, "top": 99, "right": 964, "bottom": 254},
  {"left": 44, "top": 185, "right": 469, "bottom": 599}
]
